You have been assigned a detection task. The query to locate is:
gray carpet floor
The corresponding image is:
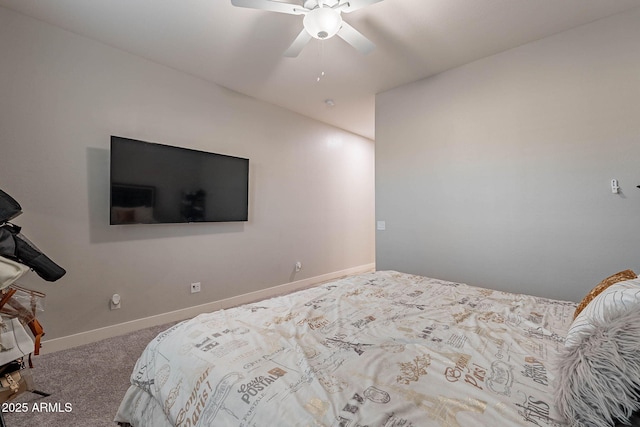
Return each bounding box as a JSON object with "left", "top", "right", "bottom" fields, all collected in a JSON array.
[{"left": 2, "top": 321, "right": 178, "bottom": 427}]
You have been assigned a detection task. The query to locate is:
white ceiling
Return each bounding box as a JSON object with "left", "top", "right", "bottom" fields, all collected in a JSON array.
[{"left": 2, "top": 0, "right": 639, "bottom": 140}]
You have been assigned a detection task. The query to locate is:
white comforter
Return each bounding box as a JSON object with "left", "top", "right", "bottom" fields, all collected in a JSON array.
[{"left": 115, "top": 271, "right": 574, "bottom": 426}]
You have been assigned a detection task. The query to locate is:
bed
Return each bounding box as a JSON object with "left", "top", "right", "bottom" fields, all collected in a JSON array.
[{"left": 114, "top": 270, "right": 640, "bottom": 427}]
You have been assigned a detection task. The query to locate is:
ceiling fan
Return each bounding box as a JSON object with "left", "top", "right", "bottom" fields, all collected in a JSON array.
[{"left": 231, "top": 0, "right": 383, "bottom": 57}]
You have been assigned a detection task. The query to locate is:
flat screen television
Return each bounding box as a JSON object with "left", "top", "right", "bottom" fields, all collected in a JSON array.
[{"left": 110, "top": 136, "right": 249, "bottom": 224}]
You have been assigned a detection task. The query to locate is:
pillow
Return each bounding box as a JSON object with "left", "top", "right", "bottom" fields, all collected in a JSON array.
[
  {"left": 132, "top": 206, "right": 154, "bottom": 223},
  {"left": 556, "top": 306, "right": 640, "bottom": 427},
  {"left": 111, "top": 206, "right": 154, "bottom": 223},
  {"left": 573, "top": 269, "right": 637, "bottom": 319},
  {"left": 565, "top": 279, "right": 640, "bottom": 349},
  {"left": 111, "top": 208, "right": 136, "bottom": 224}
]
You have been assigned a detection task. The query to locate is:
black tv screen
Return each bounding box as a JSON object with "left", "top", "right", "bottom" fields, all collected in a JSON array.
[{"left": 110, "top": 136, "right": 249, "bottom": 224}]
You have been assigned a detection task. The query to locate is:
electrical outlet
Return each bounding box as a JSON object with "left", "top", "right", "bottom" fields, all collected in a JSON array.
[
  {"left": 191, "top": 282, "right": 201, "bottom": 293},
  {"left": 295, "top": 261, "right": 302, "bottom": 272}
]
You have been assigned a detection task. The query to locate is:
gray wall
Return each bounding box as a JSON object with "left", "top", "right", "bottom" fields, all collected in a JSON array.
[
  {"left": 0, "top": 7, "right": 374, "bottom": 340},
  {"left": 375, "top": 9, "right": 640, "bottom": 302}
]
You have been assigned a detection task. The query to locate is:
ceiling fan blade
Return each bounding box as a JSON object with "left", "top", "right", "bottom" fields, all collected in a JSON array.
[
  {"left": 338, "top": 0, "right": 383, "bottom": 13},
  {"left": 284, "top": 29, "right": 312, "bottom": 57},
  {"left": 231, "top": 0, "right": 307, "bottom": 15},
  {"left": 337, "top": 21, "right": 375, "bottom": 54}
]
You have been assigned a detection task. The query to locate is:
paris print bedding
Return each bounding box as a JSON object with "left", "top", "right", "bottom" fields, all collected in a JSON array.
[{"left": 115, "top": 270, "right": 575, "bottom": 426}]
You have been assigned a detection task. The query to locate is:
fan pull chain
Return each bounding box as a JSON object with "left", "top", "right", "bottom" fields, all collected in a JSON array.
[{"left": 316, "top": 39, "right": 326, "bottom": 82}]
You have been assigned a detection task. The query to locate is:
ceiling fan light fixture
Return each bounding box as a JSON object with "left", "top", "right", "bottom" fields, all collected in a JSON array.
[{"left": 303, "top": 8, "right": 343, "bottom": 39}]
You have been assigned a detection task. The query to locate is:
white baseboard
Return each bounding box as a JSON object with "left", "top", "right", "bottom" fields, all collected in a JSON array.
[{"left": 40, "top": 263, "right": 375, "bottom": 354}]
